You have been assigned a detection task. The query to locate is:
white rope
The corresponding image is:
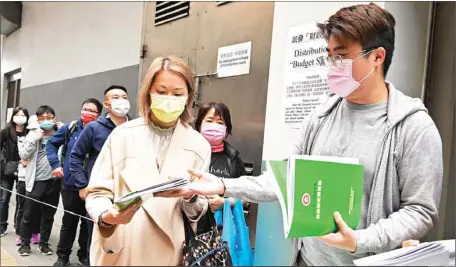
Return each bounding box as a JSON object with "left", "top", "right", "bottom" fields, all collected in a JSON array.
[
  {"left": 0, "top": 186, "right": 94, "bottom": 222},
  {"left": 0, "top": 154, "right": 211, "bottom": 223}
]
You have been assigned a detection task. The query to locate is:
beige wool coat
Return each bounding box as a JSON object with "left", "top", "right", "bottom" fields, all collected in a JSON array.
[{"left": 85, "top": 118, "right": 211, "bottom": 266}]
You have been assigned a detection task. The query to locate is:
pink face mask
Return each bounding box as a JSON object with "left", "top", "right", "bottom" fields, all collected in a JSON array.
[
  {"left": 327, "top": 51, "right": 375, "bottom": 98},
  {"left": 201, "top": 123, "right": 227, "bottom": 146}
]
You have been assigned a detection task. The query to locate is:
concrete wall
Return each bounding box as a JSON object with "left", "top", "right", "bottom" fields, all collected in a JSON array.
[
  {"left": 424, "top": 1, "right": 455, "bottom": 241},
  {"left": 20, "top": 65, "right": 140, "bottom": 122},
  {"left": 384, "top": 2, "right": 432, "bottom": 99},
  {"left": 1, "top": 2, "right": 143, "bottom": 123}
]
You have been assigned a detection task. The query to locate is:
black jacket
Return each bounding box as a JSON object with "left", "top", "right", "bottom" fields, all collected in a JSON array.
[
  {"left": 223, "top": 141, "right": 247, "bottom": 178},
  {"left": 0, "top": 127, "right": 23, "bottom": 163},
  {"left": 196, "top": 141, "right": 247, "bottom": 234}
]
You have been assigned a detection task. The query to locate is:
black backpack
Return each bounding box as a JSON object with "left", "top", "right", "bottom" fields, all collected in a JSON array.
[{"left": 60, "top": 120, "right": 78, "bottom": 167}]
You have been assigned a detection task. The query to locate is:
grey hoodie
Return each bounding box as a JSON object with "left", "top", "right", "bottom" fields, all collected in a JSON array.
[
  {"left": 223, "top": 82, "right": 443, "bottom": 265},
  {"left": 18, "top": 131, "right": 41, "bottom": 192},
  {"left": 18, "top": 130, "right": 58, "bottom": 192}
]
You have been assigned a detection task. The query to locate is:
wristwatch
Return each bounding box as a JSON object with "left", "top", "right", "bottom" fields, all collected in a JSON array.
[{"left": 97, "top": 209, "right": 113, "bottom": 228}]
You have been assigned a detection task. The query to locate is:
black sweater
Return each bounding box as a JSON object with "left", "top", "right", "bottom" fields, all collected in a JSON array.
[{"left": 208, "top": 141, "right": 247, "bottom": 179}]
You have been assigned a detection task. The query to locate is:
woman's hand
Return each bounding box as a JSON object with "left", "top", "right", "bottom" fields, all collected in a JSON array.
[
  {"left": 101, "top": 201, "right": 143, "bottom": 225},
  {"left": 20, "top": 160, "right": 28, "bottom": 167},
  {"left": 208, "top": 195, "right": 225, "bottom": 211}
]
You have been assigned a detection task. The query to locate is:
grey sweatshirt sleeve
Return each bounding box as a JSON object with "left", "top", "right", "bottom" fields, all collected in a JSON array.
[
  {"left": 18, "top": 132, "right": 39, "bottom": 160},
  {"left": 223, "top": 173, "right": 278, "bottom": 202},
  {"left": 354, "top": 123, "right": 443, "bottom": 255},
  {"left": 222, "top": 111, "right": 316, "bottom": 203}
]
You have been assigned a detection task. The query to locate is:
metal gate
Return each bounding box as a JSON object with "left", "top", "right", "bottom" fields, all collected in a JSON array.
[{"left": 140, "top": 1, "right": 275, "bottom": 247}]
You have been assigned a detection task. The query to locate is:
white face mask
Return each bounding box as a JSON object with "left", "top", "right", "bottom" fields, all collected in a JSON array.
[
  {"left": 13, "top": 116, "right": 27, "bottom": 126},
  {"left": 110, "top": 99, "right": 130, "bottom": 117}
]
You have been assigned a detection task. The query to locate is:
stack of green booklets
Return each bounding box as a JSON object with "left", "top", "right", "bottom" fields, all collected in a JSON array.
[{"left": 265, "top": 155, "right": 364, "bottom": 238}]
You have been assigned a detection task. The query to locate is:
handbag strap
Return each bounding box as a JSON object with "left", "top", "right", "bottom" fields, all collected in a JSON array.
[
  {"left": 183, "top": 212, "right": 195, "bottom": 246},
  {"left": 183, "top": 206, "right": 218, "bottom": 246},
  {"left": 205, "top": 208, "right": 217, "bottom": 227}
]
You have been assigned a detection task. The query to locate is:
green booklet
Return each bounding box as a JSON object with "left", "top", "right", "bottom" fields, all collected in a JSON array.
[{"left": 266, "top": 155, "right": 364, "bottom": 238}]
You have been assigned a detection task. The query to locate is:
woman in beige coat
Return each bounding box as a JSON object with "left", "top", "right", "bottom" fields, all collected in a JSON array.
[{"left": 85, "top": 56, "right": 211, "bottom": 266}]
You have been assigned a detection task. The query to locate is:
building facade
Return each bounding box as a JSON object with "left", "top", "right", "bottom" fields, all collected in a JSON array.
[{"left": 1, "top": 2, "right": 454, "bottom": 263}]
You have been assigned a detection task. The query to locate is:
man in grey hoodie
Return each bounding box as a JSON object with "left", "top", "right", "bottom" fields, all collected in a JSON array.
[
  {"left": 18, "top": 105, "right": 62, "bottom": 257},
  {"left": 159, "top": 3, "right": 443, "bottom": 266}
]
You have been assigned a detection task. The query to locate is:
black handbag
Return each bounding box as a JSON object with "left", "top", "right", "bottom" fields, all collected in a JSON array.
[
  {"left": 182, "top": 211, "right": 233, "bottom": 266},
  {"left": 4, "top": 161, "right": 19, "bottom": 178},
  {"left": 1, "top": 140, "right": 18, "bottom": 178}
]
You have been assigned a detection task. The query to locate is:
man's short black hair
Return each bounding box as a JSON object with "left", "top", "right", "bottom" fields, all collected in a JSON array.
[
  {"left": 317, "top": 3, "right": 396, "bottom": 77},
  {"left": 36, "top": 105, "right": 56, "bottom": 117},
  {"left": 82, "top": 98, "right": 103, "bottom": 114},
  {"left": 195, "top": 102, "right": 233, "bottom": 136},
  {"left": 104, "top": 85, "right": 128, "bottom": 95}
]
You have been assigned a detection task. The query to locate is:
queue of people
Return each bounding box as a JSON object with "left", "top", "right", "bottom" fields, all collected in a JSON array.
[
  {"left": 45, "top": 98, "right": 103, "bottom": 266},
  {"left": 0, "top": 3, "right": 444, "bottom": 266},
  {"left": 0, "top": 64, "right": 249, "bottom": 266}
]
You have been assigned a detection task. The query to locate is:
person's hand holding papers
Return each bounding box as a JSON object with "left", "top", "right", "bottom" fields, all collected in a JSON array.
[
  {"left": 156, "top": 169, "right": 225, "bottom": 198},
  {"left": 101, "top": 200, "right": 143, "bottom": 225}
]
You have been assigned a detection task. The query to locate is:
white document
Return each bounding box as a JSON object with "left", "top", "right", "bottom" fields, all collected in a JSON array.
[
  {"left": 282, "top": 23, "right": 330, "bottom": 130},
  {"left": 353, "top": 240, "right": 455, "bottom": 266},
  {"left": 217, "top": 41, "right": 252, "bottom": 78},
  {"left": 114, "top": 177, "right": 189, "bottom": 211}
]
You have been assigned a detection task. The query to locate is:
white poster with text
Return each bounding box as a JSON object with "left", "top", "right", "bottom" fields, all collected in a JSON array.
[
  {"left": 283, "top": 23, "right": 330, "bottom": 129},
  {"left": 217, "top": 41, "right": 252, "bottom": 78}
]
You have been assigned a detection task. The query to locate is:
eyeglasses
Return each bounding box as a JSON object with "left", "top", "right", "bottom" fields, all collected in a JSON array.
[
  {"left": 81, "top": 108, "right": 99, "bottom": 114},
  {"left": 319, "top": 49, "right": 375, "bottom": 68},
  {"left": 38, "top": 117, "right": 55, "bottom": 121}
]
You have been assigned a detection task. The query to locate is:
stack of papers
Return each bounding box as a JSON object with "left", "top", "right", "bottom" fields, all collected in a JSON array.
[
  {"left": 353, "top": 240, "right": 455, "bottom": 266},
  {"left": 114, "top": 177, "right": 189, "bottom": 211},
  {"left": 435, "top": 240, "right": 455, "bottom": 266}
]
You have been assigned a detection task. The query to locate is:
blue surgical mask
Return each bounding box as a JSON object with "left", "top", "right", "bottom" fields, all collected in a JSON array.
[{"left": 40, "top": 120, "right": 55, "bottom": 130}]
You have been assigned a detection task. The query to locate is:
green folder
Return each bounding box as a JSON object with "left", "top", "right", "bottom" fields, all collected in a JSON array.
[{"left": 266, "top": 155, "right": 364, "bottom": 238}]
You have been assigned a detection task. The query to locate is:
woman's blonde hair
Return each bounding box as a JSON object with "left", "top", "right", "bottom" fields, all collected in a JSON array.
[{"left": 138, "top": 55, "right": 195, "bottom": 125}]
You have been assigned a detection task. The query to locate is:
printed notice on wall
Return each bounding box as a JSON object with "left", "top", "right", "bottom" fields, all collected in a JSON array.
[
  {"left": 283, "top": 23, "right": 330, "bottom": 129},
  {"left": 217, "top": 41, "right": 252, "bottom": 78}
]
